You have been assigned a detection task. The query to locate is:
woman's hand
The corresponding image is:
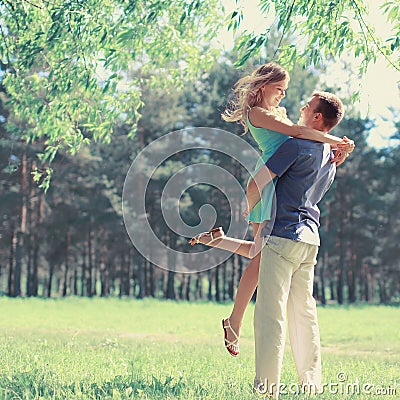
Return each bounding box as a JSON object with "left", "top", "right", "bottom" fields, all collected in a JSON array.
[
  {"left": 338, "top": 136, "right": 355, "bottom": 153},
  {"left": 331, "top": 136, "right": 355, "bottom": 166}
]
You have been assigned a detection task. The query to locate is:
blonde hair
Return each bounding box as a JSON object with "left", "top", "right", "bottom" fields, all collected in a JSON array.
[{"left": 222, "top": 62, "right": 289, "bottom": 132}]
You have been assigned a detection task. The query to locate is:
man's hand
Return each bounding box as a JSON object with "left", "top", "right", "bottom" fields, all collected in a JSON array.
[
  {"left": 332, "top": 136, "right": 355, "bottom": 166},
  {"left": 331, "top": 149, "right": 349, "bottom": 166},
  {"left": 242, "top": 208, "right": 252, "bottom": 224}
]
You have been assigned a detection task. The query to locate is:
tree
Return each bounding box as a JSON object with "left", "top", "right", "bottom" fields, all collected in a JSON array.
[
  {"left": 0, "top": 0, "right": 223, "bottom": 186},
  {"left": 1, "top": 25, "right": 399, "bottom": 302},
  {"left": 317, "top": 113, "right": 400, "bottom": 304},
  {"left": 0, "top": 0, "right": 398, "bottom": 184},
  {"left": 230, "top": 0, "right": 400, "bottom": 74}
]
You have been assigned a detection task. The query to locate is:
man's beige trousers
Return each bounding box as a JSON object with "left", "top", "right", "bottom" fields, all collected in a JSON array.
[{"left": 254, "top": 236, "right": 321, "bottom": 398}]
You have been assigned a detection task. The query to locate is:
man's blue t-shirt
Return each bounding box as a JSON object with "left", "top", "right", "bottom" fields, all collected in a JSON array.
[{"left": 261, "top": 138, "right": 336, "bottom": 246}]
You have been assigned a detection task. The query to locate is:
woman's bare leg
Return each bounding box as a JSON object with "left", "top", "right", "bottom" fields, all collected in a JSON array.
[
  {"left": 189, "top": 225, "right": 264, "bottom": 259},
  {"left": 190, "top": 223, "right": 266, "bottom": 355},
  {"left": 223, "top": 222, "right": 264, "bottom": 353},
  {"left": 226, "top": 255, "right": 260, "bottom": 333}
]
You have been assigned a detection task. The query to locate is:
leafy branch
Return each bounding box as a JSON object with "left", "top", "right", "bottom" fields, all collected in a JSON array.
[
  {"left": 350, "top": 0, "right": 400, "bottom": 71},
  {"left": 273, "top": 0, "right": 295, "bottom": 60}
]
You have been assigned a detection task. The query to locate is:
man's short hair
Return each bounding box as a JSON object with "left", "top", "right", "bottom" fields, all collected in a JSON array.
[{"left": 313, "top": 91, "right": 344, "bottom": 129}]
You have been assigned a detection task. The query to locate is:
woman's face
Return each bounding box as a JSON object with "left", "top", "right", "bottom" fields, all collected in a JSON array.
[{"left": 261, "top": 78, "right": 289, "bottom": 108}]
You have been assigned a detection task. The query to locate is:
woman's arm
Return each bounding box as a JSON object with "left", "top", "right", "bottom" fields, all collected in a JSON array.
[{"left": 249, "top": 107, "right": 344, "bottom": 146}]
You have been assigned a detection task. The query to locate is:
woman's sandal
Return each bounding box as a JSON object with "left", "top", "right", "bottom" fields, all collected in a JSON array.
[
  {"left": 222, "top": 318, "right": 240, "bottom": 357},
  {"left": 189, "top": 227, "right": 225, "bottom": 246}
]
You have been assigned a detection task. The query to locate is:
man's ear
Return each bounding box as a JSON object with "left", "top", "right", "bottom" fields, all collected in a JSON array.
[{"left": 314, "top": 112, "right": 323, "bottom": 121}]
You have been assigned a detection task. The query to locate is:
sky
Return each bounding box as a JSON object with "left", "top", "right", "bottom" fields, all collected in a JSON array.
[{"left": 217, "top": 0, "right": 400, "bottom": 148}]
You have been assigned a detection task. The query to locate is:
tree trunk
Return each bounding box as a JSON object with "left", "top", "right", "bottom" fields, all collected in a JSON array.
[
  {"left": 129, "top": 248, "right": 135, "bottom": 297},
  {"left": 47, "top": 264, "right": 54, "bottom": 297},
  {"left": 228, "top": 257, "right": 236, "bottom": 301},
  {"left": 185, "top": 275, "right": 191, "bottom": 301},
  {"left": 336, "top": 267, "right": 343, "bottom": 304},
  {"left": 369, "top": 270, "right": 376, "bottom": 303},
  {"left": 337, "top": 222, "right": 345, "bottom": 304},
  {"left": 14, "top": 152, "right": 28, "bottom": 297},
  {"left": 320, "top": 202, "right": 330, "bottom": 306},
  {"left": 348, "top": 208, "right": 357, "bottom": 303},
  {"left": 389, "top": 270, "right": 398, "bottom": 302},
  {"left": 378, "top": 268, "right": 387, "bottom": 304},
  {"left": 72, "top": 262, "right": 78, "bottom": 296},
  {"left": 215, "top": 266, "right": 220, "bottom": 302},
  {"left": 62, "top": 229, "right": 70, "bottom": 297},
  {"left": 8, "top": 229, "right": 15, "bottom": 297},
  {"left": 222, "top": 262, "right": 227, "bottom": 301},
  {"left": 62, "top": 262, "right": 68, "bottom": 297},
  {"left": 319, "top": 251, "right": 327, "bottom": 305},
  {"left": 313, "top": 280, "right": 320, "bottom": 301},
  {"left": 166, "top": 270, "right": 175, "bottom": 300},
  {"left": 145, "top": 260, "right": 152, "bottom": 297},
  {"left": 13, "top": 231, "right": 23, "bottom": 297},
  {"left": 119, "top": 256, "right": 130, "bottom": 297},
  {"left": 80, "top": 245, "right": 85, "bottom": 296},
  {"left": 364, "top": 268, "right": 369, "bottom": 302},
  {"left": 378, "top": 281, "right": 387, "bottom": 304},
  {"left": 207, "top": 269, "right": 212, "bottom": 301},
  {"left": 135, "top": 128, "right": 146, "bottom": 299},
  {"left": 92, "top": 226, "right": 98, "bottom": 297},
  {"left": 330, "top": 279, "right": 335, "bottom": 301},
  {"left": 56, "top": 277, "right": 62, "bottom": 296},
  {"left": 26, "top": 235, "right": 32, "bottom": 296},
  {"left": 124, "top": 255, "right": 131, "bottom": 296},
  {"left": 336, "top": 189, "right": 346, "bottom": 305},
  {"left": 149, "top": 262, "right": 155, "bottom": 297},
  {"left": 87, "top": 228, "right": 93, "bottom": 297},
  {"left": 178, "top": 274, "right": 184, "bottom": 299},
  {"left": 26, "top": 163, "right": 36, "bottom": 297},
  {"left": 100, "top": 261, "right": 108, "bottom": 297},
  {"left": 165, "top": 231, "right": 176, "bottom": 300},
  {"left": 29, "top": 191, "right": 42, "bottom": 297},
  {"left": 138, "top": 254, "right": 145, "bottom": 299},
  {"left": 347, "top": 268, "right": 356, "bottom": 303},
  {"left": 195, "top": 272, "right": 202, "bottom": 300}
]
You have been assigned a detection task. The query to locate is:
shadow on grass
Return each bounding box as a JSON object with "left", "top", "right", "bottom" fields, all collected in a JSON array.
[{"left": 0, "top": 369, "right": 206, "bottom": 399}]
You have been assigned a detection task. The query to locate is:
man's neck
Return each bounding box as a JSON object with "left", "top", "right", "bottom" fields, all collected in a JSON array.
[{"left": 305, "top": 123, "right": 329, "bottom": 133}]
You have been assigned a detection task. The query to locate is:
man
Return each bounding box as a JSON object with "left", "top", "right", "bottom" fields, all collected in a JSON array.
[
  {"left": 251, "top": 91, "right": 350, "bottom": 398},
  {"left": 190, "top": 91, "right": 354, "bottom": 398}
]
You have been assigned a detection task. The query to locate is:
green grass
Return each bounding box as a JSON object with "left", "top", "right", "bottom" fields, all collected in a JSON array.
[{"left": 0, "top": 298, "right": 399, "bottom": 399}]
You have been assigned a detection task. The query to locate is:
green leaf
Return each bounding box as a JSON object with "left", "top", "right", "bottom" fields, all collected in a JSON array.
[{"left": 180, "top": 11, "right": 187, "bottom": 25}]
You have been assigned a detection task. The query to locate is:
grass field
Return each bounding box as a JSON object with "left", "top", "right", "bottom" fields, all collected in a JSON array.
[{"left": 0, "top": 298, "right": 398, "bottom": 399}]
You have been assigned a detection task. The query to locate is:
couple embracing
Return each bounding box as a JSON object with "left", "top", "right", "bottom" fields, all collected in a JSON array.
[{"left": 190, "top": 62, "right": 354, "bottom": 398}]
